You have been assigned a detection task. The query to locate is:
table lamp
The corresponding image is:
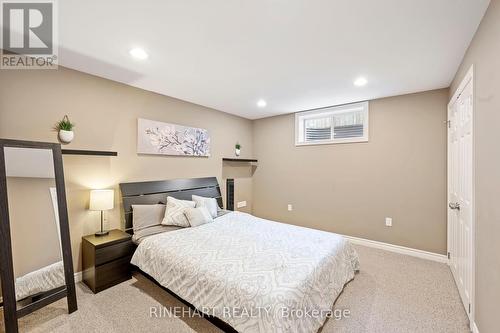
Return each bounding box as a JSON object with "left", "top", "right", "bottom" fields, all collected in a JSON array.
[{"left": 89, "top": 189, "right": 114, "bottom": 236}]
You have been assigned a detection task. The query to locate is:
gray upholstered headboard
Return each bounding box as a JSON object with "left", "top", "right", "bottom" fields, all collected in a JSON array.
[{"left": 119, "top": 177, "right": 223, "bottom": 233}]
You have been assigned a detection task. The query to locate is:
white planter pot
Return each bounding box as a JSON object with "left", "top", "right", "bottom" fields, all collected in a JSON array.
[
  {"left": 235, "top": 148, "right": 241, "bottom": 156},
  {"left": 59, "top": 130, "right": 74, "bottom": 143}
]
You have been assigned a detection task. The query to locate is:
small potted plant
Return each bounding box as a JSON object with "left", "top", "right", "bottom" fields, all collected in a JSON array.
[
  {"left": 55, "top": 115, "right": 75, "bottom": 144},
  {"left": 235, "top": 143, "right": 241, "bottom": 156}
]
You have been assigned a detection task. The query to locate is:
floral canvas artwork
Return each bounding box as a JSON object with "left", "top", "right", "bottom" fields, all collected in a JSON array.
[{"left": 137, "top": 118, "right": 210, "bottom": 156}]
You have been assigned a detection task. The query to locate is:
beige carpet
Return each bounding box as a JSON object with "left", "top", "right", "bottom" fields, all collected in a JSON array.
[{"left": 1, "top": 245, "right": 470, "bottom": 333}]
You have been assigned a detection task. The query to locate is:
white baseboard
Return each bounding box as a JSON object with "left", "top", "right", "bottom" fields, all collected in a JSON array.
[
  {"left": 74, "top": 271, "right": 82, "bottom": 283},
  {"left": 472, "top": 322, "right": 479, "bottom": 333},
  {"left": 342, "top": 235, "right": 448, "bottom": 263}
]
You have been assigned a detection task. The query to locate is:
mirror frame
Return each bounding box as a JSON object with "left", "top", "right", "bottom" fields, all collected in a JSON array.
[{"left": 0, "top": 139, "right": 77, "bottom": 333}]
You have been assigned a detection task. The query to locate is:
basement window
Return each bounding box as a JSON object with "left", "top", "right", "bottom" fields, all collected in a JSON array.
[{"left": 295, "top": 102, "right": 369, "bottom": 145}]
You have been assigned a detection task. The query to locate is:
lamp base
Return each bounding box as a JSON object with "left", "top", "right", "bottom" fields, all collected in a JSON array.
[{"left": 95, "top": 230, "right": 109, "bottom": 237}]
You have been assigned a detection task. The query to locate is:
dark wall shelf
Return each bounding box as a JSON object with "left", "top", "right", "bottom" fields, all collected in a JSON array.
[
  {"left": 222, "top": 158, "right": 258, "bottom": 163},
  {"left": 61, "top": 149, "right": 118, "bottom": 157}
]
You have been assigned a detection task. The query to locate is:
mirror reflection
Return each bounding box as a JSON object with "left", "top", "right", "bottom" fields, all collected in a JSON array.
[{"left": 3, "top": 147, "right": 65, "bottom": 309}]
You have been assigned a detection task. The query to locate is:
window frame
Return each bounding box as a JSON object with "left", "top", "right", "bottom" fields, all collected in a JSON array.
[{"left": 295, "top": 101, "right": 369, "bottom": 146}]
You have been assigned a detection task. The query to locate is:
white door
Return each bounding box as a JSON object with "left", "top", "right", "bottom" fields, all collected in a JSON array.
[{"left": 448, "top": 67, "right": 474, "bottom": 321}]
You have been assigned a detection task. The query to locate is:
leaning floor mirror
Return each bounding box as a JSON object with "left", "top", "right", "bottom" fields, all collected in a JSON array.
[{"left": 0, "top": 139, "right": 77, "bottom": 333}]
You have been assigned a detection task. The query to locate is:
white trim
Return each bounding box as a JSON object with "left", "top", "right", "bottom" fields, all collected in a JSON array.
[
  {"left": 295, "top": 101, "right": 369, "bottom": 146},
  {"left": 448, "top": 64, "right": 475, "bottom": 326},
  {"left": 470, "top": 65, "right": 476, "bottom": 328},
  {"left": 471, "top": 322, "right": 479, "bottom": 333},
  {"left": 51, "top": 189, "right": 84, "bottom": 286},
  {"left": 448, "top": 65, "right": 474, "bottom": 108},
  {"left": 342, "top": 235, "right": 448, "bottom": 263},
  {"left": 50, "top": 188, "right": 83, "bottom": 285},
  {"left": 74, "top": 271, "right": 82, "bottom": 283},
  {"left": 49, "top": 187, "right": 62, "bottom": 250},
  {"left": 295, "top": 136, "right": 369, "bottom": 146}
]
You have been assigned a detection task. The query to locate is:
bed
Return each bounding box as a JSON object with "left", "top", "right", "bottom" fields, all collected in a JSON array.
[
  {"left": 15, "top": 261, "right": 65, "bottom": 301},
  {"left": 120, "top": 177, "right": 359, "bottom": 333},
  {"left": 0, "top": 261, "right": 65, "bottom": 304}
]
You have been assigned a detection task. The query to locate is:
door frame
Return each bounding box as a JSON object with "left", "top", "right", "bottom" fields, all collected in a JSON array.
[{"left": 447, "top": 64, "right": 475, "bottom": 326}]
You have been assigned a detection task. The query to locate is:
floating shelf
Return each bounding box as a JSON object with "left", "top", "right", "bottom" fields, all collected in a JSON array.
[
  {"left": 222, "top": 158, "right": 258, "bottom": 163},
  {"left": 61, "top": 149, "right": 118, "bottom": 156}
]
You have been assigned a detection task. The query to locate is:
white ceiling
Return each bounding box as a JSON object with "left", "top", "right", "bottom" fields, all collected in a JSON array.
[{"left": 58, "top": 0, "right": 490, "bottom": 119}]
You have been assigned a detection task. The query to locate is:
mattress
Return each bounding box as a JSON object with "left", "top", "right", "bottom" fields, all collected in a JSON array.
[{"left": 131, "top": 211, "right": 359, "bottom": 333}]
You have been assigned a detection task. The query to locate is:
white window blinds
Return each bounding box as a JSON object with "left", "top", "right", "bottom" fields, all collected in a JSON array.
[{"left": 295, "top": 102, "right": 369, "bottom": 145}]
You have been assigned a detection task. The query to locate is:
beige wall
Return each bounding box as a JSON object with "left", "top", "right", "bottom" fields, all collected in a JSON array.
[
  {"left": 253, "top": 89, "right": 448, "bottom": 254},
  {"left": 0, "top": 177, "right": 61, "bottom": 299},
  {"left": 6, "top": 177, "right": 61, "bottom": 278},
  {"left": 0, "top": 67, "right": 254, "bottom": 272},
  {"left": 450, "top": 1, "right": 500, "bottom": 332}
]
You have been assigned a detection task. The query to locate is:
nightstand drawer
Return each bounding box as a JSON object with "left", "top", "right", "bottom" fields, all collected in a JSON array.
[
  {"left": 94, "top": 256, "right": 132, "bottom": 292},
  {"left": 95, "top": 240, "right": 134, "bottom": 266},
  {"left": 82, "top": 229, "right": 134, "bottom": 293}
]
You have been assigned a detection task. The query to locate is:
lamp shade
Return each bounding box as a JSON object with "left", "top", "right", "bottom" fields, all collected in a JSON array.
[{"left": 89, "top": 189, "right": 114, "bottom": 211}]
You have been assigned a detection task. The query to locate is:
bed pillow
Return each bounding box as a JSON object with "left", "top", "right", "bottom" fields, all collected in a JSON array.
[
  {"left": 132, "top": 204, "right": 166, "bottom": 231},
  {"left": 131, "top": 204, "right": 183, "bottom": 242},
  {"left": 192, "top": 195, "right": 219, "bottom": 218},
  {"left": 184, "top": 206, "right": 213, "bottom": 227},
  {"left": 161, "top": 196, "right": 196, "bottom": 227}
]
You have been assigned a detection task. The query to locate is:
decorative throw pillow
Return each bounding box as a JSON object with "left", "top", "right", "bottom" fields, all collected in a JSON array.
[
  {"left": 184, "top": 206, "right": 213, "bottom": 227},
  {"left": 192, "top": 195, "right": 219, "bottom": 218},
  {"left": 161, "top": 196, "right": 196, "bottom": 227}
]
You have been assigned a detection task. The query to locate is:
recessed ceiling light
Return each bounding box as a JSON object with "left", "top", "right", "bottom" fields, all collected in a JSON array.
[
  {"left": 257, "top": 99, "right": 267, "bottom": 108},
  {"left": 129, "top": 48, "right": 148, "bottom": 60},
  {"left": 354, "top": 77, "right": 368, "bottom": 87}
]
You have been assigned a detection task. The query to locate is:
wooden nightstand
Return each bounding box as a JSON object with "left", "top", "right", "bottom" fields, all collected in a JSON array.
[{"left": 82, "top": 229, "right": 135, "bottom": 293}]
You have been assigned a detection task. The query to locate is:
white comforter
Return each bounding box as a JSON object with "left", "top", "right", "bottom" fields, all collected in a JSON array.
[
  {"left": 131, "top": 212, "right": 359, "bottom": 333},
  {"left": 16, "top": 261, "right": 65, "bottom": 301}
]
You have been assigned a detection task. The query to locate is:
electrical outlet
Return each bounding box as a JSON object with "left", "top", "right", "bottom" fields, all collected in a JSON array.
[
  {"left": 237, "top": 201, "right": 247, "bottom": 208},
  {"left": 287, "top": 204, "right": 293, "bottom": 211},
  {"left": 385, "top": 217, "right": 393, "bottom": 227}
]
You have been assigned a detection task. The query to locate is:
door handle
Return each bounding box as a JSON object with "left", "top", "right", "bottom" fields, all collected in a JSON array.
[{"left": 449, "top": 202, "right": 460, "bottom": 210}]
